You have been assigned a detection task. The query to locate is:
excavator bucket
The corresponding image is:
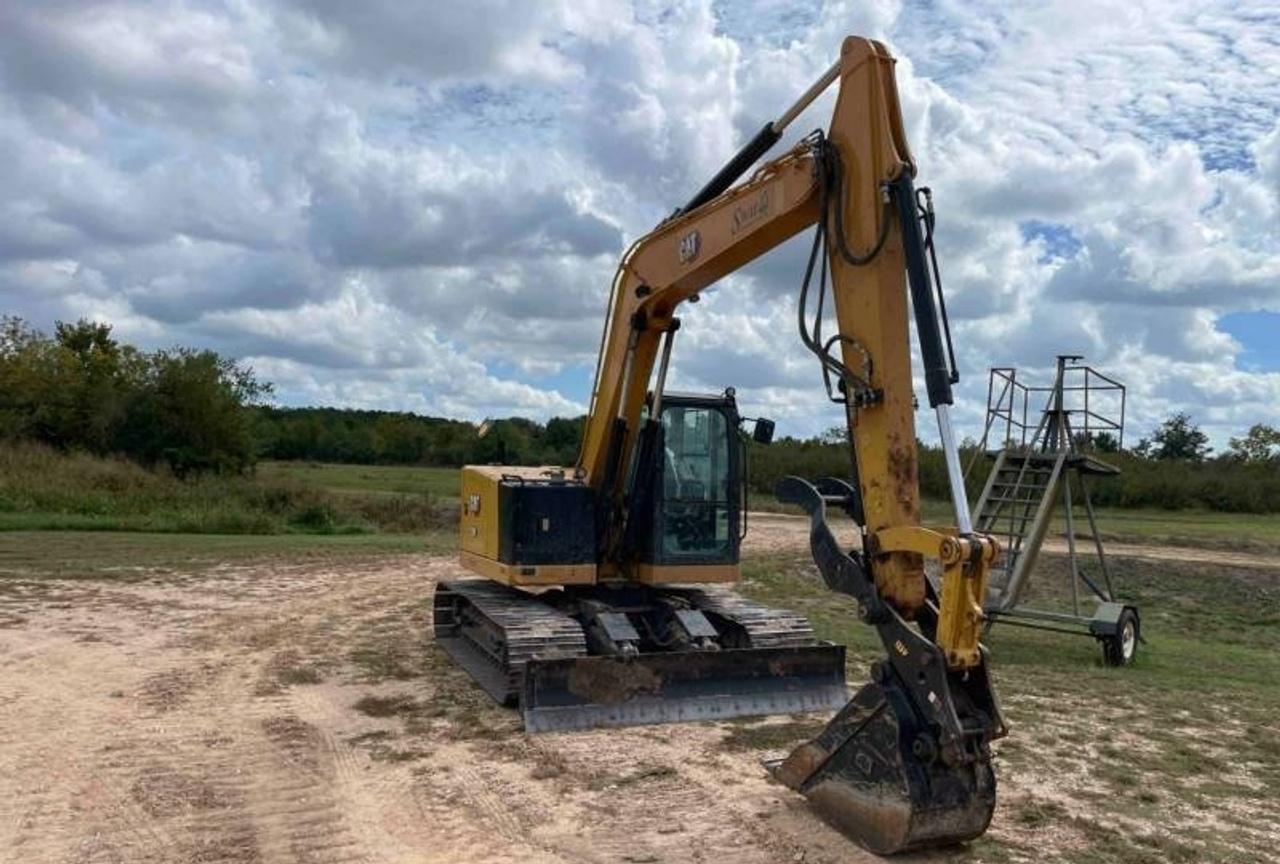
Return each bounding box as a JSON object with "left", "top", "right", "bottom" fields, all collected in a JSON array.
[
  {"left": 770, "top": 476, "right": 1006, "bottom": 854},
  {"left": 768, "top": 676, "right": 996, "bottom": 854},
  {"left": 522, "top": 644, "right": 848, "bottom": 733}
]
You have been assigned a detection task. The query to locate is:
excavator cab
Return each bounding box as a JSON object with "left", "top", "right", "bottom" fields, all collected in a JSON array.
[{"left": 625, "top": 391, "right": 746, "bottom": 570}]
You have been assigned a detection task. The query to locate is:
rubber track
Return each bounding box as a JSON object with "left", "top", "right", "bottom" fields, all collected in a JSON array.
[
  {"left": 671, "top": 586, "right": 818, "bottom": 647},
  {"left": 434, "top": 580, "right": 822, "bottom": 709},
  {"left": 433, "top": 580, "right": 587, "bottom": 698}
]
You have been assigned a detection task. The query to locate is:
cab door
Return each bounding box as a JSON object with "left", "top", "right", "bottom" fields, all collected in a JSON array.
[{"left": 652, "top": 402, "right": 740, "bottom": 566}]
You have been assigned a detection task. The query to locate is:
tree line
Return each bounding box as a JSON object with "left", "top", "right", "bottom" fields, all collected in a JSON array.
[
  {"left": 3, "top": 317, "right": 1278, "bottom": 512},
  {"left": 0, "top": 317, "right": 268, "bottom": 475},
  {"left": 747, "top": 414, "right": 1280, "bottom": 513},
  {"left": 254, "top": 407, "right": 583, "bottom": 468}
]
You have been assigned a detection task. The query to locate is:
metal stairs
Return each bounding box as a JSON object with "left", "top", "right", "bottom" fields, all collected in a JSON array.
[
  {"left": 964, "top": 356, "right": 1140, "bottom": 667},
  {"left": 967, "top": 355, "right": 1127, "bottom": 613},
  {"left": 974, "top": 450, "right": 1066, "bottom": 609}
]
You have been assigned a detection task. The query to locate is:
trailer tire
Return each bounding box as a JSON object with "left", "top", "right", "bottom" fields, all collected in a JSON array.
[{"left": 1102, "top": 608, "right": 1139, "bottom": 667}]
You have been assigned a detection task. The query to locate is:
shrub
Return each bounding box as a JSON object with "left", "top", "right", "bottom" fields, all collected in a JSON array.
[{"left": 0, "top": 441, "right": 450, "bottom": 534}]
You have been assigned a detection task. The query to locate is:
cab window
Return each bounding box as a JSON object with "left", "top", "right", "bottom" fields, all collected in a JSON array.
[{"left": 659, "top": 405, "right": 732, "bottom": 558}]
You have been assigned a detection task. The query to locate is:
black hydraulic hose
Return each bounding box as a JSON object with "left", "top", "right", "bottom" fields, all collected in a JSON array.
[
  {"left": 821, "top": 142, "right": 892, "bottom": 267},
  {"left": 919, "top": 188, "right": 960, "bottom": 385},
  {"left": 890, "top": 174, "right": 954, "bottom": 408},
  {"left": 796, "top": 212, "right": 826, "bottom": 357},
  {"left": 796, "top": 133, "right": 882, "bottom": 404},
  {"left": 678, "top": 122, "right": 782, "bottom": 215}
]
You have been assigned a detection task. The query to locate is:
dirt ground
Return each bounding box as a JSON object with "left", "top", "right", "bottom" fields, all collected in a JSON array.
[
  {"left": 742, "top": 511, "right": 1280, "bottom": 568},
  {"left": 0, "top": 550, "right": 890, "bottom": 864},
  {"left": 0, "top": 520, "right": 1275, "bottom": 864}
]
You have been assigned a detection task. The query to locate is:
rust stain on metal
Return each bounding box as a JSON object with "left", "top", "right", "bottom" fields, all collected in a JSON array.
[
  {"left": 772, "top": 741, "right": 831, "bottom": 790},
  {"left": 804, "top": 778, "right": 915, "bottom": 855},
  {"left": 566, "top": 658, "right": 662, "bottom": 705},
  {"left": 886, "top": 430, "right": 919, "bottom": 513}
]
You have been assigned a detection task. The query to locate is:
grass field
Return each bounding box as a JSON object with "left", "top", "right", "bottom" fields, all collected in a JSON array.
[
  {"left": 738, "top": 549, "right": 1280, "bottom": 863},
  {"left": 257, "top": 460, "right": 460, "bottom": 499},
  {"left": 769, "top": 490, "right": 1280, "bottom": 550},
  {"left": 261, "top": 460, "right": 1280, "bottom": 551},
  {"left": 0, "top": 529, "right": 451, "bottom": 580},
  {"left": 0, "top": 446, "right": 451, "bottom": 535},
  {"left": 9, "top": 449, "right": 1280, "bottom": 554}
]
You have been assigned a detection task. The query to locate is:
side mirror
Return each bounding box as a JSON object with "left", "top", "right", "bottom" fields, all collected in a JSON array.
[{"left": 752, "top": 418, "right": 776, "bottom": 445}]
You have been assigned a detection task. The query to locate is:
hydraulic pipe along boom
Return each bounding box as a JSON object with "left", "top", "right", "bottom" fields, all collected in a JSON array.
[{"left": 678, "top": 60, "right": 840, "bottom": 215}]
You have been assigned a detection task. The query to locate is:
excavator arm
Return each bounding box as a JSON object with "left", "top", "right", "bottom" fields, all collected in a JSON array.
[
  {"left": 575, "top": 36, "right": 1006, "bottom": 853},
  {"left": 579, "top": 37, "right": 991, "bottom": 649}
]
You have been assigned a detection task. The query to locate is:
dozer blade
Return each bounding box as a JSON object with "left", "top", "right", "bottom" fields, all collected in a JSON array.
[
  {"left": 769, "top": 677, "right": 995, "bottom": 854},
  {"left": 521, "top": 644, "right": 848, "bottom": 733}
]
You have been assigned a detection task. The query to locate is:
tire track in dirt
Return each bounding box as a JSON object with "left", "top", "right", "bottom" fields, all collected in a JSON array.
[
  {"left": 0, "top": 562, "right": 379, "bottom": 864},
  {"left": 0, "top": 554, "right": 889, "bottom": 864}
]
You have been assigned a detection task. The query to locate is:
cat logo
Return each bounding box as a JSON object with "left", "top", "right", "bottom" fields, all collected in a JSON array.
[{"left": 678, "top": 229, "right": 701, "bottom": 264}]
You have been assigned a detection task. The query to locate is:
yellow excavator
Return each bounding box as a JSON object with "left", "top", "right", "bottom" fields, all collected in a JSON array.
[{"left": 433, "top": 36, "right": 1006, "bottom": 853}]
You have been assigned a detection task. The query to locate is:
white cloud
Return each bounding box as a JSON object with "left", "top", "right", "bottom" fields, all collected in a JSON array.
[{"left": 0, "top": 0, "right": 1277, "bottom": 448}]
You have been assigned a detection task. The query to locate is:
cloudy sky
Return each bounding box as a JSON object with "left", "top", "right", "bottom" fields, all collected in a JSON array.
[{"left": 2, "top": 1, "right": 1278, "bottom": 448}]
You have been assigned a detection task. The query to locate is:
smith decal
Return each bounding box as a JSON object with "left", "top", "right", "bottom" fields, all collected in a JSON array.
[
  {"left": 678, "top": 229, "right": 701, "bottom": 264},
  {"left": 732, "top": 189, "right": 771, "bottom": 234}
]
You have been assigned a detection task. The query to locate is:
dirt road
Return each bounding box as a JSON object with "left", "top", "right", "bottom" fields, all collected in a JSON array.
[
  {"left": 2, "top": 528, "right": 1274, "bottom": 864},
  {"left": 0, "top": 554, "right": 887, "bottom": 864},
  {"left": 743, "top": 512, "right": 1280, "bottom": 569}
]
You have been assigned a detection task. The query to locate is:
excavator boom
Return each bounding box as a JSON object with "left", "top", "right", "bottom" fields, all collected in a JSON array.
[{"left": 440, "top": 35, "right": 1006, "bottom": 854}]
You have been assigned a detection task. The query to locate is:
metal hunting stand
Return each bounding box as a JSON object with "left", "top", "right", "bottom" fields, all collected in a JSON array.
[{"left": 967, "top": 355, "right": 1140, "bottom": 666}]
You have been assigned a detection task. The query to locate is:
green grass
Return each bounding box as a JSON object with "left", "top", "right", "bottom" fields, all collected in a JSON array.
[
  {"left": 0, "top": 529, "right": 449, "bottom": 580},
  {"left": 741, "top": 551, "right": 1280, "bottom": 704},
  {"left": 1061, "top": 506, "right": 1280, "bottom": 548},
  {"left": 0, "top": 443, "right": 454, "bottom": 536},
  {"left": 752, "top": 491, "right": 1280, "bottom": 550},
  {"left": 938, "top": 498, "right": 1280, "bottom": 549},
  {"left": 20, "top": 438, "right": 1272, "bottom": 552},
  {"left": 735, "top": 548, "right": 1280, "bottom": 864},
  {"left": 257, "top": 461, "right": 459, "bottom": 499}
]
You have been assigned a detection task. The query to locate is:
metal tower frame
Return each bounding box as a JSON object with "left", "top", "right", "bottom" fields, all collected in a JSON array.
[{"left": 967, "top": 355, "right": 1140, "bottom": 666}]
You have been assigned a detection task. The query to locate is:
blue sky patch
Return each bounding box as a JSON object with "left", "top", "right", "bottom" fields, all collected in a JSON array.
[
  {"left": 1219, "top": 311, "right": 1280, "bottom": 372},
  {"left": 1019, "top": 221, "right": 1083, "bottom": 262},
  {"left": 490, "top": 360, "right": 593, "bottom": 411}
]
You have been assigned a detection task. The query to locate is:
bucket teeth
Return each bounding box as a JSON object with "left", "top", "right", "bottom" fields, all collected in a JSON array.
[{"left": 770, "top": 680, "right": 996, "bottom": 854}]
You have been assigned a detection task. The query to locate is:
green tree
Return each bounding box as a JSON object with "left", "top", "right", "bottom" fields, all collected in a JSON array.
[
  {"left": 1147, "top": 412, "right": 1211, "bottom": 461},
  {"left": 52, "top": 319, "right": 133, "bottom": 452},
  {"left": 1076, "top": 431, "right": 1120, "bottom": 453},
  {"left": 0, "top": 316, "right": 45, "bottom": 439},
  {"left": 1228, "top": 424, "right": 1280, "bottom": 463},
  {"left": 373, "top": 414, "right": 429, "bottom": 463},
  {"left": 542, "top": 416, "right": 585, "bottom": 465},
  {"left": 118, "top": 348, "right": 271, "bottom": 475},
  {"left": 819, "top": 425, "right": 847, "bottom": 445}
]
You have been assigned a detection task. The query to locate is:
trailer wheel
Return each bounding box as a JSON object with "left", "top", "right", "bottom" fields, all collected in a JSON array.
[{"left": 1102, "top": 608, "right": 1139, "bottom": 667}]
